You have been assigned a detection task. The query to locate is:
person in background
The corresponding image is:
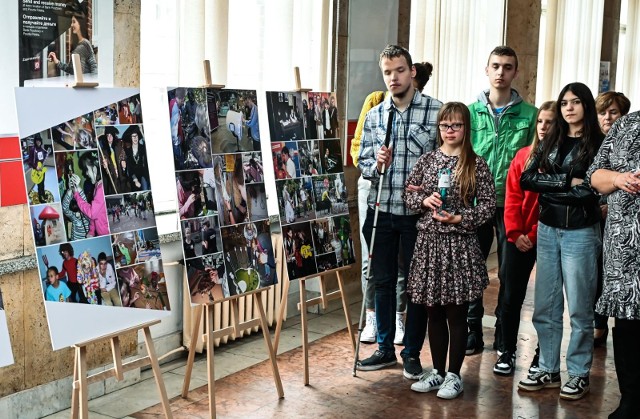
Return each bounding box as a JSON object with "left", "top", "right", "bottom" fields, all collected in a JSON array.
[
  {"left": 592, "top": 91, "right": 631, "bottom": 348},
  {"left": 48, "top": 10, "right": 97, "bottom": 76},
  {"left": 28, "top": 133, "right": 48, "bottom": 204},
  {"left": 45, "top": 266, "right": 72, "bottom": 303},
  {"left": 518, "top": 82, "right": 603, "bottom": 401},
  {"left": 586, "top": 109, "right": 640, "bottom": 418},
  {"left": 356, "top": 45, "right": 442, "bottom": 379},
  {"left": 493, "top": 100, "right": 555, "bottom": 376},
  {"left": 97, "top": 252, "right": 121, "bottom": 306},
  {"left": 351, "top": 60, "right": 434, "bottom": 375},
  {"left": 466, "top": 46, "right": 538, "bottom": 356}
]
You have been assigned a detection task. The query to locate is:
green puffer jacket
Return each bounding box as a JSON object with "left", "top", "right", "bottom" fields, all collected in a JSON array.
[{"left": 469, "top": 89, "right": 537, "bottom": 206}]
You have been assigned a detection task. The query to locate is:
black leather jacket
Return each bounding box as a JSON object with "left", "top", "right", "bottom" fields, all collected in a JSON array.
[{"left": 520, "top": 139, "right": 601, "bottom": 229}]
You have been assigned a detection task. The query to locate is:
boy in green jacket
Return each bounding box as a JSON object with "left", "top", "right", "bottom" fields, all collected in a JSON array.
[{"left": 466, "top": 46, "right": 537, "bottom": 356}]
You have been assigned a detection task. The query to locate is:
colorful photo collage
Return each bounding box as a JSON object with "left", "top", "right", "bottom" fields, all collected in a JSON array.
[
  {"left": 266, "top": 91, "right": 353, "bottom": 280},
  {"left": 22, "top": 94, "right": 169, "bottom": 311},
  {"left": 167, "top": 87, "right": 276, "bottom": 304}
]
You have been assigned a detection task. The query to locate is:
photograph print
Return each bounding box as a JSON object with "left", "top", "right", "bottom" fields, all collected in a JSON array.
[
  {"left": 213, "top": 154, "right": 248, "bottom": 226},
  {"left": 241, "top": 152, "right": 264, "bottom": 184},
  {"left": 312, "top": 173, "right": 348, "bottom": 217},
  {"left": 180, "top": 215, "right": 222, "bottom": 260},
  {"left": 303, "top": 92, "right": 339, "bottom": 139},
  {"left": 208, "top": 89, "right": 261, "bottom": 153},
  {"left": 117, "top": 94, "right": 143, "bottom": 125},
  {"left": 23, "top": 129, "right": 59, "bottom": 205},
  {"left": 297, "top": 140, "right": 321, "bottom": 176},
  {"left": 135, "top": 228, "right": 162, "bottom": 262},
  {"left": 55, "top": 150, "right": 109, "bottom": 238},
  {"left": 106, "top": 191, "right": 155, "bottom": 234},
  {"left": 176, "top": 169, "right": 217, "bottom": 221},
  {"left": 93, "top": 102, "right": 120, "bottom": 126},
  {"left": 266, "top": 91, "right": 305, "bottom": 142},
  {"left": 111, "top": 230, "right": 138, "bottom": 269},
  {"left": 220, "top": 220, "right": 277, "bottom": 295},
  {"left": 246, "top": 183, "right": 269, "bottom": 222},
  {"left": 312, "top": 215, "right": 355, "bottom": 273},
  {"left": 319, "top": 139, "right": 344, "bottom": 174},
  {"left": 116, "top": 258, "right": 169, "bottom": 310},
  {"left": 276, "top": 177, "right": 315, "bottom": 225},
  {"left": 186, "top": 253, "right": 229, "bottom": 304},
  {"left": 282, "top": 222, "right": 318, "bottom": 280},
  {"left": 51, "top": 112, "right": 96, "bottom": 150},
  {"left": 30, "top": 203, "right": 67, "bottom": 247},
  {"left": 271, "top": 141, "right": 300, "bottom": 180},
  {"left": 168, "top": 87, "right": 213, "bottom": 170}
]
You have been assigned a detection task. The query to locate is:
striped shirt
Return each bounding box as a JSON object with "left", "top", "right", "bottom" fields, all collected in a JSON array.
[{"left": 358, "top": 90, "right": 442, "bottom": 215}]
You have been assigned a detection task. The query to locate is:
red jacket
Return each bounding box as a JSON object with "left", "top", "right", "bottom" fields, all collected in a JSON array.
[{"left": 504, "top": 146, "right": 539, "bottom": 245}]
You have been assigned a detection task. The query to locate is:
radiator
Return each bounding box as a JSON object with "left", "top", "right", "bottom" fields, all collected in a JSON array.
[{"left": 182, "top": 233, "right": 287, "bottom": 350}]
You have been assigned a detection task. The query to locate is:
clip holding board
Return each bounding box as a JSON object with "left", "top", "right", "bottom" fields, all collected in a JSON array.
[
  {"left": 181, "top": 287, "right": 284, "bottom": 418},
  {"left": 71, "top": 320, "right": 172, "bottom": 419},
  {"left": 69, "top": 53, "right": 98, "bottom": 88},
  {"left": 273, "top": 266, "right": 356, "bottom": 386}
]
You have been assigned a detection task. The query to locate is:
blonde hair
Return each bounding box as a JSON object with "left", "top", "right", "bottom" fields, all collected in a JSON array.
[
  {"left": 526, "top": 100, "right": 555, "bottom": 167},
  {"left": 436, "top": 102, "right": 476, "bottom": 206}
]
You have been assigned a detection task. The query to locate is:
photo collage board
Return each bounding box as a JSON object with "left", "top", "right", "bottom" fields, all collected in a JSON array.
[
  {"left": 266, "top": 91, "right": 355, "bottom": 280},
  {"left": 21, "top": 92, "right": 170, "bottom": 313},
  {"left": 0, "top": 286, "right": 13, "bottom": 367},
  {"left": 167, "top": 87, "right": 276, "bottom": 305}
]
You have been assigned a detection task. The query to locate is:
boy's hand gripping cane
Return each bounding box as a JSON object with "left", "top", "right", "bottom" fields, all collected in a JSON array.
[{"left": 353, "top": 108, "right": 395, "bottom": 376}]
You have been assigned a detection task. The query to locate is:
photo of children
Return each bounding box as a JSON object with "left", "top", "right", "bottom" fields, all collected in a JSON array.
[
  {"left": 176, "top": 169, "right": 217, "bottom": 220},
  {"left": 30, "top": 203, "right": 67, "bottom": 247},
  {"left": 168, "top": 88, "right": 213, "bottom": 170},
  {"left": 55, "top": 150, "right": 109, "bottom": 237},
  {"left": 246, "top": 183, "right": 269, "bottom": 222},
  {"left": 111, "top": 231, "right": 138, "bottom": 268},
  {"left": 94, "top": 125, "right": 132, "bottom": 196},
  {"left": 106, "top": 191, "right": 155, "bottom": 234},
  {"left": 282, "top": 222, "right": 318, "bottom": 280},
  {"left": 297, "top": 140, "right": 321, "bottom": 176},
  {"left": 312, "top": 174, "right": 348, "bottom": 217},
  {"left": 116, "top": 259, "right": 169, "bottom": 310},
  {"left": 208, "top": 89, "right": 261, "bottom": 153},
  {"left": 271, "top": 141, "right": 300, "bottom": 179},
  {"left": 242, "top": 152, "right": 264, "bottom": 184},
  {"left": 51, "top": 113, "right": 96, "bottom": 150},
  {"left": 136, "top": 228, "right": 161, "bottom": 262},
  {"left": 23, "top": 130, "right": 58, "bottom": 205},
  {"left": 276, "top": 177, "right": 316, "bottom": 225},
  {"left": 221, "top": 220, "right": 277, "bottom": 295},
  {"left": 186, "top": 253, "right": 228, "bottom": 304},
  {"left": 266, "top": 91, "right": 305, "bottom": 142},
  {"left": 311, "top": 215, "right": 355, "bottom": 272},
  {"left": 36, "top": 236, "right": 114, "bottom": 305},
  {"left": 93, "top": 102, "right": 120, "bottom": 126},
  {"left": 180, "top": 216, "right": 222, "bottom": 260},
  {"left": 319, "top": 139, "right": 344, "bottom": 174},
  {"left": 213, "top": 155, "right": 248, "bottom": 226}
]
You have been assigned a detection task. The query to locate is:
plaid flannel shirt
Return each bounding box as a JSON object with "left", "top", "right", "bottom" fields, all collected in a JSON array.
[{"left": 357, "top": 90, "right": 442, "bottom": 215}]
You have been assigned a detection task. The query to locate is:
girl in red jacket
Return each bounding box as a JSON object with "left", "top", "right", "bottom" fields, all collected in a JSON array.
[{"left": 493, "top": 101, "right": 555, "bottom": 376}]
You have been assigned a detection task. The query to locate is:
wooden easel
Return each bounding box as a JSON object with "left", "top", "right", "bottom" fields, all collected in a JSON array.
[
  {"left": 273, "top": 266, "right": 355, "bottom": 385},
  {"left": 203, "top": 60, "right": 226, "bottom": 89},
  {"left": 181, "top": 288, "right": 284, "bottom": 418},
  {"left": 71, "top": 320, "right": 172, "bottom": 419},
  {"left": 70, "top": 53, "right": 98, "bottom": 88}
]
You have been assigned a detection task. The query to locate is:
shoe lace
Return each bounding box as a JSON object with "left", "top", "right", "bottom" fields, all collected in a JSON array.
[
  {"left": 442, "top": 374, "right": 459, "bottom": 389},
  {"left": 497, "top": 351, "right": 513, "bottom": 365},
  {"left": 420, "top": 371, "right": 441, "bottom": 386},
  {"left": 565, "top": 376, "right": 582, "bottom": 388}
]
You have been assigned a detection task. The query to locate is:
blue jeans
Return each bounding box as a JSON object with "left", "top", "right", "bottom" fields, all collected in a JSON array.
[
  {"left": 362, "top": 208, "right": 419, "bottom": 353},
  {"left": 533, "top": 222, "right": 601, "bottom": 377}
]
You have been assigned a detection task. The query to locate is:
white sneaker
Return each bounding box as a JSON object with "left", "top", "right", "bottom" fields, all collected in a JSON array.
[
  {"left": 437, "top": 372, "right": 464, "bottom": 399},
  {"left": 360, "top": 311, "right": 377, "bottom": 343},
  {"left": 394, "top": 312, "right": 405, "bottom": 345},
  {"left": 411, "top": 369, "right": 444, "bottom": 393}
]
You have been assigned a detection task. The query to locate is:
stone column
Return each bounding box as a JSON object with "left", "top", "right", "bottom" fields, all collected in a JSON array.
[
  {"left": 505, "top": 0, "right": 541, "bottom": 104},
  {"left": 114, "top": 0, "right": 141, "bottom": 86},
  {"left": 601, "top": 0, "right": 621, "bottom": 89}
]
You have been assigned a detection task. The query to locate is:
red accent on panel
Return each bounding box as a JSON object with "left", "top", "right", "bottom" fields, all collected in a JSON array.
[
  {"left": 0, "top": 136, "right": 21, "bottom": 160},
  {"left": 0, "top": 161, "right": 28, "bottom": 207},
  {"left": 345, "top": 120, "right": 358, "bottom": 167}
]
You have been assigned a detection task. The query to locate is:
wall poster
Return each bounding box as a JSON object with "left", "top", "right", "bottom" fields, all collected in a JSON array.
[
  {"left": 167, "top": 87, "right": 276, "bottom": 305},
  {"left": 0, "top": 286, "right": 13, "bottom": 367},
  {"left": 266, "top": 91, "right": 355, "bottom": 280},
  {"left": 15, "top": 87, "right": 170, "bottom": 350}
]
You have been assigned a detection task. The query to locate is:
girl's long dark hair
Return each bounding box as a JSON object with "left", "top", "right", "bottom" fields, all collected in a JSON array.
[{"left": 539, "top": 82, "right": 603, "bottom": 172}]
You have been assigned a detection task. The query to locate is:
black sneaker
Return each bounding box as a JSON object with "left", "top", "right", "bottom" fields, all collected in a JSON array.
[
  {"left": 560, "top": 375, "right": 590, "bottom": 400},
  {"left": 493, "top": 351, "right": 516, "bottom": 376},
  {"left": 518, "top": 371, "right": 561, "bottom": 391},
  {"left": 465, "top": 330, "right": 484, "bottom": 355},
  {"left": 528, "top": 353, "right": 540, "bottom": 375},
  {"left": 356, "top": 350, "right": 397, "bottom": 371},
  {"left": 402, "top": 356, "right": 424, "bottom": 380}
]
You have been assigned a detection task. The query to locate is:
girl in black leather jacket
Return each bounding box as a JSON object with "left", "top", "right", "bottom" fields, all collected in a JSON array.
[{"left": 517, "top": 82, "right": 603, "bottom": 400}]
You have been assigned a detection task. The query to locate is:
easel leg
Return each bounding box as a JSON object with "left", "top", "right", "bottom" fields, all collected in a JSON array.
[
  {"left": 182, "top": 304, "right": 203, "bottom": 398},
  {"left": 143, "top": 326, "right": 173, "bottom": 419},
  {"left": 336, "top": 271, "right": 356, "bottom": 352},
  {"left": 71, "top": 347, "right": 80, "bottom": 419},
  {"left": 299, "top": 279, "right": 309, "bottom": 385},
  {"left": 206, "top": 305, "right": 216, "bottom": 419},
  {"left": 254, "top": 292, "right": 285, "bottom": 398},
  {"left": 77, "top": 346, "right": 89, "bottom": 419},
  {"left": 273, "top": 275, "right": 290, "bottom": 354}
]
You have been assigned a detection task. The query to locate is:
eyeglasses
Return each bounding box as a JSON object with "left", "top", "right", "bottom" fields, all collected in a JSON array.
[{"left": 438, "top": 123, "right": 464, "bottom": 132}]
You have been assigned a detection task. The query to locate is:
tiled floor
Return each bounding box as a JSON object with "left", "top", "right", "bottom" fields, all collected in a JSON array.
[{"left": 46, "top": 254, "right": 621, "bottom": 418}]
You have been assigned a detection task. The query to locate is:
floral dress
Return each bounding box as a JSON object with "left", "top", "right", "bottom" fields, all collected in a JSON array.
[
  {"left": 403, "top": 149, "right": 496, "bottom": 306},
  {"left": 586, "top": 111, "right": 640, "bottom": 319}
]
